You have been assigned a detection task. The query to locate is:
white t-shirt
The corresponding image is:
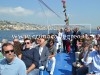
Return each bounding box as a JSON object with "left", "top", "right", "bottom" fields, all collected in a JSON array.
[{"left": 39, "top": 47, "right": 43, "bottom": 56}]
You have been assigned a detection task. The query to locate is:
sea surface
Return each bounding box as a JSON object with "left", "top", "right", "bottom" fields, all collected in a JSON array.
[
  {"left": 0, "top": 29, "right": 97, "bottom": 41},
  {"left": 0, "top": 30, "right": 57, "bottom": 41}
]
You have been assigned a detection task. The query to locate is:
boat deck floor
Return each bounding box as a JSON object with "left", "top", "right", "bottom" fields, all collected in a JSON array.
[{"left": 42, "top": 52, "right": 75, "bottom": 75}]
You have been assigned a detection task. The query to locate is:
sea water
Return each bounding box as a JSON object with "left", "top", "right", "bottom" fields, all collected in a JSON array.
[{"left": 0, "top": 29, "right": 97, "bottom": 41}]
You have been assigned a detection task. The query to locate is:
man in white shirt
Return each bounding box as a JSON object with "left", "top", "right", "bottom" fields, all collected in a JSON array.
[{"left": 35, "top": 38, "right": 49, "bottom": 68}]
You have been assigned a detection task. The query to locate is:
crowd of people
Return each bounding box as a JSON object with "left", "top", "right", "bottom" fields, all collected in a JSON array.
[
  {"left": 0, "top": 35, "right": 57, "bottom": 75},
  {"left": 0, "top": 26, "right": 100, "bottom": 75}
]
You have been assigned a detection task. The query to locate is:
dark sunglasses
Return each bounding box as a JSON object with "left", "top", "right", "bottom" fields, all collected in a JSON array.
[
  {"left": 24, "top": 42, "right": 30, "bottom": 44},
  {"left": 4, "top": 50, "right": 14, "bottom": 54}
]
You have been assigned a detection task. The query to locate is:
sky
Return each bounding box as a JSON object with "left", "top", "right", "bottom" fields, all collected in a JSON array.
[{"left": 0, "top": 0, "right": 100, "bottom": 28}]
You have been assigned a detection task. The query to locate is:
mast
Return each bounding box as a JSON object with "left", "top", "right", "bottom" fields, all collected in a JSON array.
[{"left": 62, "top": 0, "right": 69, "bottom": 26}]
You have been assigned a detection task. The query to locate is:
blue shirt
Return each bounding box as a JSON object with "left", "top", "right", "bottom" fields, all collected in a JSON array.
[
  {"left": 85, "top": 51, "right": 100, "bottom": 73},
  {"left": 0, "top": 57, "right": 26, "bottom": 75}
]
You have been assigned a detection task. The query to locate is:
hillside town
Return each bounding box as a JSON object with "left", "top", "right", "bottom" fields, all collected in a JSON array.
[{"left": 0, "top": 20, "right": 65, "bottom": 30}]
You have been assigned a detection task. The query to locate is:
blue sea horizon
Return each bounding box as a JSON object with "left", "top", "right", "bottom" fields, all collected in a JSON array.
[{"left": 0, "top": 29, "right": 97, "bottom": 41}]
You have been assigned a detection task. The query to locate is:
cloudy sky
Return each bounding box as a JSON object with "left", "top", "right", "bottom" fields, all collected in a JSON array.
[{"left": 0, "top": 0, "right": 100, "bottom": 27}]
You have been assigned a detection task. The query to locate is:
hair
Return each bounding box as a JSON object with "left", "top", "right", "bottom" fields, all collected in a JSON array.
[
  {"left": 13, "top": 41, "right": 22, "bottom": 56},
  {"left": 46, "top": 38, "right": 54, "bottom": 48},
  {"left": 93, "top": 44, "right": 98, "bottom": 47},
  {"left": 82, "top": 41, "right": 90, "bottom": 48},
  {"left": 2, "top": 43, "right": 14, "bottom": 54},
  {"left": 13, "top": 38, "right": 19, "bottom": 42},
  {"left": 24, "top": 38, "right": 32, "bottom": 43},
  {"left": 48, "top": 38, "right": 55, "bottom": 44},
  {"left": 39, "top": 37, "right": 46, "bottom": 41},
  {"left": 30, "top": 37, "right": 36, "bottom": 43}
]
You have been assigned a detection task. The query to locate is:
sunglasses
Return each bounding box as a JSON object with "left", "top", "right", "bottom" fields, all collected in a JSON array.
[
  {"left": 24, "top": 42, "right": 30, "bottom": 44},
  {"left": 4, "top": 50, "right": 14, "bottom": 54}
]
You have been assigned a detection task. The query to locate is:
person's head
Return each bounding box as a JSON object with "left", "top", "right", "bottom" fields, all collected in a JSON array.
[
  {"left": 88, "top": 44, "right": 93, "bottom": 51},
  {"left": 84, "top": 33, "right": 88, "bottom": 38},
  {"left": 64, "top": 28, "right": 67, "bottom": 32},
  {"left": 95, "top": 34, "right": 100, "bottom": 40},
  {"left": 60, "top": 28, "right": 63, "bottom": 32},
  {"left": 24, "top": 38, "right": 32, "bottom": 48},
  {"left": 90, "top": 34, "right": 95, "bottom": 39},
  {"left": 39, "top": 38, "right": 46, "bottom": 46},
  {"left": 31, "top": 37, "right": 35, "bottom": 43},
  {"left": 97, "top": 45, "right": 100, "bottom": 51},
  {"left": 2, "top": 43, "right": 15, "bottom": 62},
  {"left": 13, "top": 38, "right": 19, "bottom": 42},
  {"left": 93, "top": 45, "right": 100, "bottom": 54},
  {"left": 48, "top": 39, "right": 54, "bottom": 47},
  {"left": 80, "top": 34, "right": 84, "bottom": 38},
  {"left": 74, "top": 27, "right": 79, "bottom": 32},
  {"left": 93, "top": 45, "right": 98, "bottom": 51},
  {"left": 35, "top": 38, "right": 40, "bottom": 44},
  {"left": 66, "top": 27, "right": 71, "bottom": 32},
  {"left": 83, "top": 41, "right": 90, "bottom": 51},
  {"left": 12, "top": 38, "right": 19, "bottom": 45},
  {"left": 97, "top": 26, "right": 100, "bottom": 30}
]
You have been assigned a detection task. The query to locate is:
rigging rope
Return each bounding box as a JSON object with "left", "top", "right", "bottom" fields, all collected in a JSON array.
[
  {"left": 38, "top": 0, "right": 47, "bottom": 20},
  {"left": 38, "top": 0, "right": 61, "bottom": 18}
]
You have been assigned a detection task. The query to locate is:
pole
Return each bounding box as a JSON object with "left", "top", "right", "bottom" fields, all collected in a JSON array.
[
  {"left": 62, "top": 0, "right": 69, "bottom": 26},
  {"left": 90, "top": 24, "right": 91, "bottom": 34},
  {"left": 47, "top": 21, "right": 49, "bottom": 34}
]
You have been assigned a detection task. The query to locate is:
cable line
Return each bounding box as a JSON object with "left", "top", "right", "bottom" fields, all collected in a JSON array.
[{"left": 38, "top": 0, "right": 61, "bottom": 18}]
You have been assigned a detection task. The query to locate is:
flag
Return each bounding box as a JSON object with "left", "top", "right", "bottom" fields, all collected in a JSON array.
[{"left": 62, "top": 0, "right": 66, "bottom": 8}]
